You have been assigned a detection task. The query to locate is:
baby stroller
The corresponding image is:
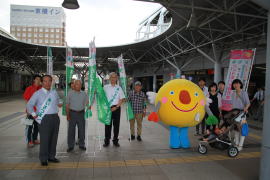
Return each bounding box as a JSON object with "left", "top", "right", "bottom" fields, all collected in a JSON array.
[{"left": 197, "top": 109, "right": 246, "bottom": 157}]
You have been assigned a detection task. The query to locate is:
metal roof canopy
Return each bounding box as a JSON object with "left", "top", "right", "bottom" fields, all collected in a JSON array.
[{"left": 0, "top": 0, "right": 268, "bottom": 74}]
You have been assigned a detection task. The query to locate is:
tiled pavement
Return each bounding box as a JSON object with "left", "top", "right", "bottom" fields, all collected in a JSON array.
[{"left": 0, "top": 95, "right": 262, "bottom": 180}]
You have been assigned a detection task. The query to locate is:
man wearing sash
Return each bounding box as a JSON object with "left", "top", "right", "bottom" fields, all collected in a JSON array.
[
  {"left": 27, "top": 75, "right": 62, "bottom": 166},
  {"left": 103, "top": 72, "right": 125, "bottom": 147}
]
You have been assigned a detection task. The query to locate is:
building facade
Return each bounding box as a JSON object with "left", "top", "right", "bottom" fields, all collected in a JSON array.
[{"left": 10, "top": 4, "right": 66, "bottom": 46}]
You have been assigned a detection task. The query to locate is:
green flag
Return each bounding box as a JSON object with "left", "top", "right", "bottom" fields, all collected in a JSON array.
[
  {"left": 62, "top": 46, "right": 74, "bottom": 116},
  {"left": 117, "top": 55, "right": 134, "bottom": 120},
  {"left": 86, "top": 39, "right": 111, "bottom": 125}
]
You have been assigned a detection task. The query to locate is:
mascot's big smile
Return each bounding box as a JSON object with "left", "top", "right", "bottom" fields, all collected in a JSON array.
[{"left": 171, "top": 101, "right": 198, "bottom": 112}]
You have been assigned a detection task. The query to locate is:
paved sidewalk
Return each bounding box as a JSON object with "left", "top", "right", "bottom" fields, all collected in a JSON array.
[{"left": 0, "top": 97, "right": 262, "bottom": 180}]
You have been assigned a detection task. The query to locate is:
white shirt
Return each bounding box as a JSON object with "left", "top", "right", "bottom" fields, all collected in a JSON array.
[
  {"left": 104, "top": 84, "right": 125, "bottom": 106},
  {"left": 27, "top": 88, "right": 60, "bottom": 117}
]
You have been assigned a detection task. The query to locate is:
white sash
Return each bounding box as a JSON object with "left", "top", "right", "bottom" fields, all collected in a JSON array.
[
  {"left": 36, "top": 91, "right": 53, "bottom": 124},
  {"left": 109, "top": 87, "right": 120, "bottom": 106}
]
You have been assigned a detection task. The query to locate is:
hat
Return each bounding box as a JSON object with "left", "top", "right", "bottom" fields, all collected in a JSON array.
[{"left": 134, "top": 81, "right": 142, "bottom": 86}]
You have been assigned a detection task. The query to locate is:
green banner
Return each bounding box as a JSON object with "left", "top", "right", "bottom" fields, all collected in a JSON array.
[
  {"left": 117, "top": 55, "right": 134, "bottom": 120},
  {"left": 62, "top": 47, "right": 74, "bottom": 116},
  {"left": 85, "top": 39, "right": 111, "bottom": 125}
]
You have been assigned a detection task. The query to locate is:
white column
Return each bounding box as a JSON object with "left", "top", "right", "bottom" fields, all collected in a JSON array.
[
  {"left": 214, "top": 60, "right": 222, "bottom": 83},
  {"left": 153, "top": 75, "right": 157, "bottom": 92},
  {"left": 260, "top": 11, "right": 270, "bottom": 180}
]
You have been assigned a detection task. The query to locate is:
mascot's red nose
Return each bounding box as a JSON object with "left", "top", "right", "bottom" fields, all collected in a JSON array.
[{"left": 179, "top": 90, "right": 191, "bottom": 104}]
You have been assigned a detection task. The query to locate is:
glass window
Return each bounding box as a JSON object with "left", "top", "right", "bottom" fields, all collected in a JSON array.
[
  {"left": 39, "top": 28, "right": 43, "bottom": 32},
  {"left": 39, "top": 39, "right": 43, "bottom": 43},
  {"left": 22, "top": 33, "right": 26, "bottom": 37},
  {"left": 56, "top": 28, "right": 60, "bottom": 32},
  {"left": 56, "top": 40, "right": 59, "bottom": 44},
  {"left": 11, "top": 27, "right": 15, "bottom": 31},
  {"left": 50, "top": 39, "right": 54, "bottom": 43},
  {"left": 56, "top": 34, "right": 60, "bottom": 38},
  {"left": 22, "top": 38, "right": 26, "bottom": 42},
  {"left": 34, "top": 39, "right": 37, "bottom": 43},
  {"left": 28, "top": 27, "right": 32, "bottom": 31},
  {"left": 17, "top": 33, "right": 21, "bottom": 36},
  {"left": 50, "top": 34, "right": 54, "bottom": 38},
  {"left": 27, "top": 39, "right": 32, "bottom": 43},
  {"left": 34, "top": 33, "right": 37, "bottom": 37},
  {"left": 50, "top": 29, "right": 54, "bottom": 32},
  {"left": 22, "top": 27, "right": 26, "bottom": 31},
  {"left": 39, "top": 34, "right": 43, "bottom": 37},
  {"left": 45, "top": 39, "right": 48, "bottom": 43},
  {"left": 28, "top": 33, "right": 32, "bottom": 37},
  {"left": 45, "top": 28, "right": 49, "bottom": 32},
  {"left": 45, "top": 34, "right": 48, "bottom": 37},
  {"left": 17, "top": 27, "right": 21, "bottom": 31}
]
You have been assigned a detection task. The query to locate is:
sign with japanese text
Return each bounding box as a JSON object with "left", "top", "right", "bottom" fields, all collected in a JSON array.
[{"left": 222, "top": 49, "right": 256, "bottom": 111}]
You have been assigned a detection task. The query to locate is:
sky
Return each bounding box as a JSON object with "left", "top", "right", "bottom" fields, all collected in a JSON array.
[{"left": 0, "top": 0, "right": 161, "bottom": 47}]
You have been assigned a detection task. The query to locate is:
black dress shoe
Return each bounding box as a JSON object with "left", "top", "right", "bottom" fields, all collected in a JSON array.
[
  {"left": 79, "top": 146, "right": 86, "bottom": 151},
  {"left": 137, "top": 136, "right": 142, "bottom": 141},
  {"left": 103, "top": 143, "right": 109, "bottom": 147},
  {"left": 48, "top": 158, "right": 60, "bottom": 163},
  {"left": 67, "top": 147, "right": 74, "bottom": 152},
  {"left": 113, "top": 142, "right": 120, "bottom": 147},
  {"left": 41, "top": 161, "right": 48, "bottom": 166}
]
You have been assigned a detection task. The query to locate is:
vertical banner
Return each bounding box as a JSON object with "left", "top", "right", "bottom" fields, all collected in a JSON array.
[
  {"left": 62, "top": 46, "right": 74, "bottom": 116},
  {"left": 47, "top": 47, "right": 53, "bottom": 75},
  {"left": 222, "top": 49, "right": 256, "bottom": 111},
  {"left": 117, "top": 54, "right": 134, "bottom": 121},
  {"left": 86, "top": 39, "right": 111, "bottom": 125},
  {"left": 85, "top": 40, "right": 97, "bottom": 118}
]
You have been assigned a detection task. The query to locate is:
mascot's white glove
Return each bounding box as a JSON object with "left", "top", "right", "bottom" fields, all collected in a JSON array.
[
  {"left": 205, "top": 97, "right": 213, "bottom": 116},
  {"left": 146, "top": 92, "right": 157, "bottom": 104}
]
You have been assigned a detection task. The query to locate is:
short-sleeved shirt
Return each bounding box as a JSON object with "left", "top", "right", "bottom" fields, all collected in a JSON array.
[
  {"left": 27, "top": 88, "right": 60, "bottom": 116},
  {"left": 103, "top": 84, "right": 125, "bottom": 106},
  {"left": 128, "top": 90, "right": 146, "bottom": 114},
  {"left": 231, "top": 90, "right": 250, "bottom": 110},
  {"left": 67, "top": 90, "right": 89, "bottom": 111}
]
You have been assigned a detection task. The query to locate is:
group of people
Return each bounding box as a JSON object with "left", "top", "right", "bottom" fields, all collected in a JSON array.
[
  {"left": 194, "top": 77, "right": 262, "bottom": 151},
  {"left": 23, "top": 72, "right": 264, "bottom": 165},
  {"left": 23, "top": 72, "right": 147, "bottom": 166}
]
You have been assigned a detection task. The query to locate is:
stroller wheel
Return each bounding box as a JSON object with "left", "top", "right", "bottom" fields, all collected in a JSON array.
[
  {"left": 198, "top": 144, "right": 207, "bottom": 154},
  {"left": 227, "top": 146, "right": 238, "bottom": 157}
]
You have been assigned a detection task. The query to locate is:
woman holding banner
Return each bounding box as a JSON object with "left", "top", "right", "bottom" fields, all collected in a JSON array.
[{"left": 230, "top": 79, "right": 250, "bottom": 151}]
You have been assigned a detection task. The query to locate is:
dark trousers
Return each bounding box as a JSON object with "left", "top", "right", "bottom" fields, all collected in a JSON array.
[
  {"left": 105, "top": 107, "right": 121, "bottom": 143},
  {"left": 68, "top": 111, "right": 85, "bottom": 148},
  {"left": 27, "top": 116, "right": 39, "bottom": 143},
  {"left": 38, "top": 114, "right": 60, "bottom": 162},
  {"left": 196, "top": 118, "right": 206, "bottom": 134}
]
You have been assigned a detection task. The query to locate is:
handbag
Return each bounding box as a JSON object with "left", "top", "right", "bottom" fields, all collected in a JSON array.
[
  {"left": 241, "top": 123, "right": 249, "bottom": 136},
  {"left": 20, "top": 116, "right": 34, "bottom": 126}
]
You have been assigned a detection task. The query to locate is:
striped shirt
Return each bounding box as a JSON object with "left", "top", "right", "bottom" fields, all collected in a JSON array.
[{"left": 128, "top": 90, "right": 146, "bottom": 114}]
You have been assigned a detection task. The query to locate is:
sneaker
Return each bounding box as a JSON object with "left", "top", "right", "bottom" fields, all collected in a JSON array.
[
  {"left": 33, "top": 140, "right": 40, "bottom": 145},
  {"left": 237, "top": 146, "right": 243, "bottom": 151},
  {"left": 137, "top": 136, "right": 142, "bottom": 141},
  {"left": 28, "top": 141, "right": 34, "bottom": 148},
  {"left": 194, "top": 133, "right": 200, "bottom": 136},
  {"left": 129, "top": 135, "right": 135, "bottom": 140}
]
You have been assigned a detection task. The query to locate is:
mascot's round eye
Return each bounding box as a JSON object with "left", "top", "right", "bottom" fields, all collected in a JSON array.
[
  {"left": 170, "top": 91, "right": 174, "bottom": 95},
  {"left": 194, "top": 92, "right": 199, "bottom": 97}
]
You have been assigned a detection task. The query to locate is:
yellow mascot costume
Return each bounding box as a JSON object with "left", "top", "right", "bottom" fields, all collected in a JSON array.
[{"left": 148, "top": 79, "right": 206, "bottom": 148}]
